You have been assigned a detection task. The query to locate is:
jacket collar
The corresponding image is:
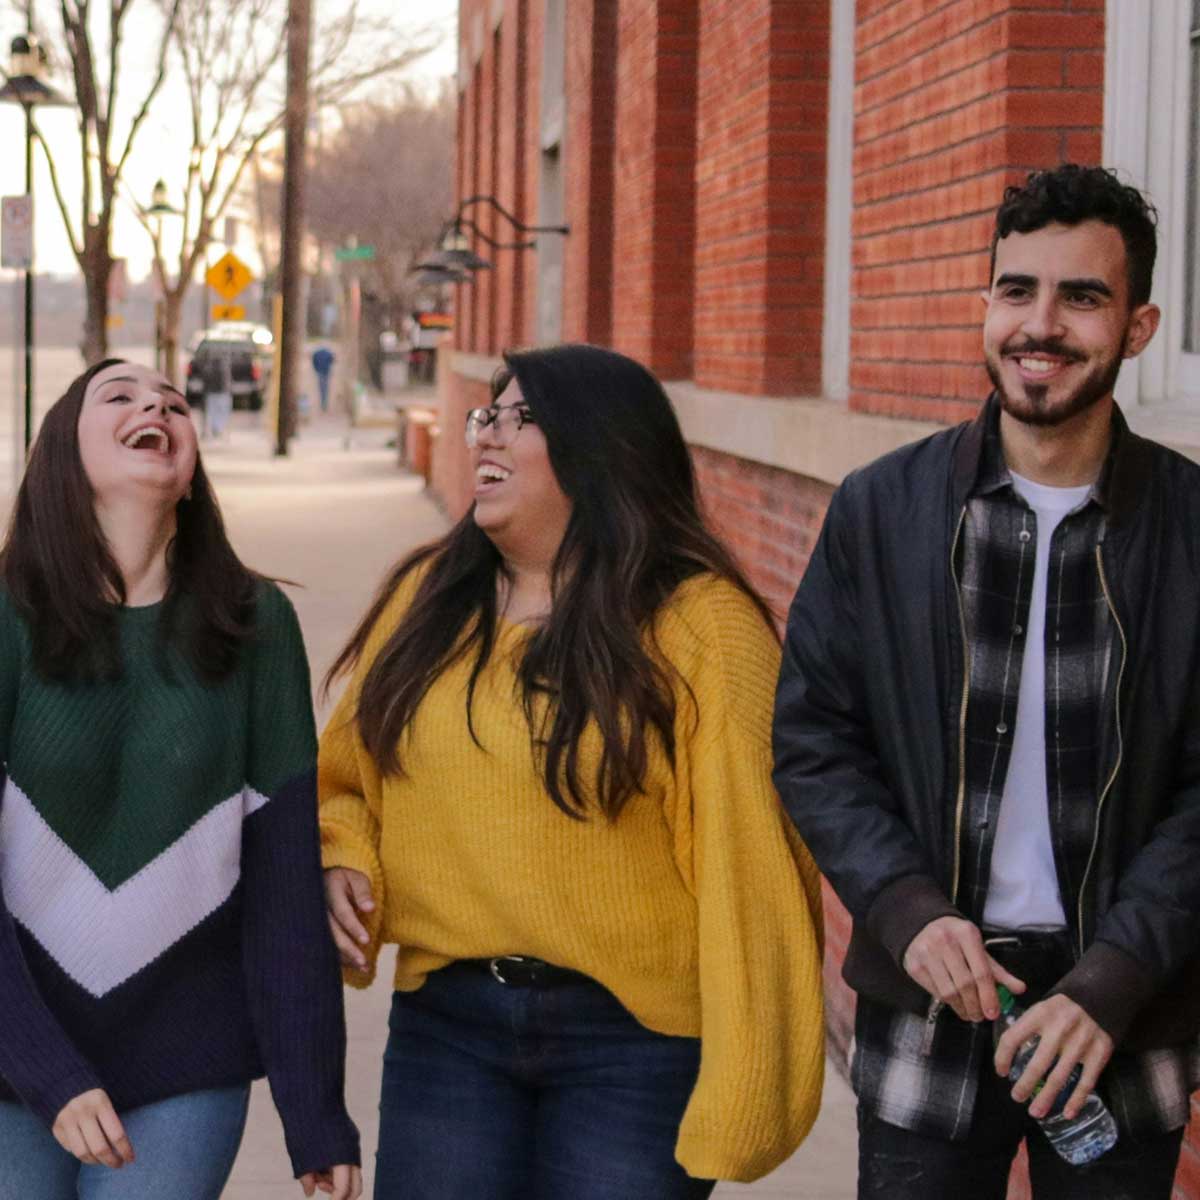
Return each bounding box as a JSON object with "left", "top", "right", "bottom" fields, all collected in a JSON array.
[{"left": 950, "top": 393, "right": 1153, "bottom": 528}]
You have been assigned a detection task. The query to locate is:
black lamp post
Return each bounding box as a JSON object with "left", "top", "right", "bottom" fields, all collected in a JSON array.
[
  {"left": 0, "top": 32, "right": 71, "bottom": 455},
  {"left": 143, "top": 179, "right": 182, "bottom": 373}
]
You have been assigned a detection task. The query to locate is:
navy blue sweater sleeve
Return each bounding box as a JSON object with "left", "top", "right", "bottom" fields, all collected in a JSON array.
[
  {"left": 0, "top": 772, "right": 104, "bottom": 1124},
  {"left": 0, "top": 596, "right": 104, "bottom": 1125},
  {"left": 241, "top": 586, "right": 359, "bottom": 1177}
]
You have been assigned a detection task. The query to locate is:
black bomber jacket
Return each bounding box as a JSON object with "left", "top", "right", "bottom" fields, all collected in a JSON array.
[{"left": 772, "top": 397, "right": 1200, "bottom": 1051}]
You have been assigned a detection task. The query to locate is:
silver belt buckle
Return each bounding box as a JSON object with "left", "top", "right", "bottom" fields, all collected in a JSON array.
[{"left": 489, "top": 955, "right": 533, "bottom": 985}]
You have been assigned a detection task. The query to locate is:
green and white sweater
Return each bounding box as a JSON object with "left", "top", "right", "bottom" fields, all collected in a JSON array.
[{"left": 0, "top": 583, "right": 358, "bottom": 1177}]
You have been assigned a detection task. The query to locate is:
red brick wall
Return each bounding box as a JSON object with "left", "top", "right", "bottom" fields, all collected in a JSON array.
[
  {"left": 494, "top": 0, "right": 529, "bottom": 352},
  {"left": 611, "top": 0, "right": 698, "bottom": 379},
  {"left": 851, "top": 2, "right": 1105, "bottom": 423},
  {"left": 693, "top": 0, "right": 829, "bottom": 396}
]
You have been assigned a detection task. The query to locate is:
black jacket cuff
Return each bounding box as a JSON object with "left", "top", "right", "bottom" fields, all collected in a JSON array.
[
  {"left": 1050, "top": 940, "right": 1157, "bottom": 1043},
  {"left": 865, "top": 874, "right": 963, "bottom": 967}
]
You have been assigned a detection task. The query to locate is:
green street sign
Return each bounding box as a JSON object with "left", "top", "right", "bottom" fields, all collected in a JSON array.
[{"left": 335, "top": 244, "right": 376, "bottom": 261}]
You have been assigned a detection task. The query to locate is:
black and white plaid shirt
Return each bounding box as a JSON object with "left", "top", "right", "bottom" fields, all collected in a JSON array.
[{"left": 852, "top": 423, "right": 1200, "bottom": 1141}]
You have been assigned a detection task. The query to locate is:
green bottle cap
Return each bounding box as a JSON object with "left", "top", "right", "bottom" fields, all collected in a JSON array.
[{"left": 996, "top": 984, "right": 1015, "bottom": 1015}]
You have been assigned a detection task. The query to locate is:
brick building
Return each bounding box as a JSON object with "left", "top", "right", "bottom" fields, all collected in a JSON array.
[{"left": 439, "top": 2, "right": 1200, "bottom": 1193}]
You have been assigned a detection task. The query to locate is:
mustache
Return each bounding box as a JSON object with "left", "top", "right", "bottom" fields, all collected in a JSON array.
[{"left": 1002, "top": 339, "right": 1086, "bottom": 362}]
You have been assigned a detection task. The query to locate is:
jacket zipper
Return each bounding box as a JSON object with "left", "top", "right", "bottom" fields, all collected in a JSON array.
[
  {"left": 924, "top": 504, "right": 971, "bottom": 1054},
  {"left": 949, "top": 504, "right": 971, "bottom": 907},
  {"left": 1078, "top": 544, "right": 1127, "bottom": 958}
]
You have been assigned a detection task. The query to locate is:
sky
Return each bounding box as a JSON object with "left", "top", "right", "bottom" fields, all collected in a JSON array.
[{"left": 0, "top": 0, "right": 458, "bottom": 282}]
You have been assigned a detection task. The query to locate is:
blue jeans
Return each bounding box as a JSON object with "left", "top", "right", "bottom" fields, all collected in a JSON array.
[
  {"left": 0, "top": 1084, "right": 249, "bottom": 1200},
  {"left": 375, "top": 962, "right": 716, "bottom": 1200}
]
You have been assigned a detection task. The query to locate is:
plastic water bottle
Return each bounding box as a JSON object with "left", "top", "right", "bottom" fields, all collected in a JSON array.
[{"left": 994, "top": 985, "right": 1119, "bottom": 1165}]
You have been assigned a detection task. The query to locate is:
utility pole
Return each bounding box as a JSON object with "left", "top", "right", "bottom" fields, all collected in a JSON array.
[{"left": 275, "top": 0, "right": 311, "bottom": 456}]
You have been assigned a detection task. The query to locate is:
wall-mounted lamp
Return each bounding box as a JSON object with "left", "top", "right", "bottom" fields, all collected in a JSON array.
[{"left": 411, "top": 193, "right": 571, "bottom": 285}]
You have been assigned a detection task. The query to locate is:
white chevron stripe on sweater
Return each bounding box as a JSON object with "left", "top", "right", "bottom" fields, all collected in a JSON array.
[{"left": 0, "top": 777, "right": 270, "bottom": 998}]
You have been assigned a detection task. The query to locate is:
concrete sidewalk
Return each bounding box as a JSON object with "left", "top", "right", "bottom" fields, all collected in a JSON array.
[{"left": 203, "top": 414, "right": 857, "bottom": 1198}]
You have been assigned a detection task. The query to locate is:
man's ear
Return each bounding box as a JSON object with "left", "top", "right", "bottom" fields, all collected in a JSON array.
[
  {"left": 1123, "top": 303, "right": 1161, "bottom": 359},
  {"left": 979, "top": 288, "right": 990, "bottom": 309}
]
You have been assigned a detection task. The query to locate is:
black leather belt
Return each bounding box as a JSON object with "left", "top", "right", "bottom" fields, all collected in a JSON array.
[{"left": 465, "top": 955, "right": 588, "bottom": 988}]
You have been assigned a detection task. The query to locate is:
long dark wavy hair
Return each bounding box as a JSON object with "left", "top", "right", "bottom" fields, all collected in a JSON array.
[
  {"left": 328, "top": 343, "right": 774, "bottom": 819},
  {"left": 0, "top": 358, "right": 258, "bottom": 682}
]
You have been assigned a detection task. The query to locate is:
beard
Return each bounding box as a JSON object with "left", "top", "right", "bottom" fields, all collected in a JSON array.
[{"left": 985, "top": 341, "right": 1125, "bottom": 428}]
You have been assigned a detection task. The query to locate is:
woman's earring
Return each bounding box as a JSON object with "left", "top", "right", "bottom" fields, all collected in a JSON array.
[{"left": 184, "top": 484, "right": 193, "bottom": 502}]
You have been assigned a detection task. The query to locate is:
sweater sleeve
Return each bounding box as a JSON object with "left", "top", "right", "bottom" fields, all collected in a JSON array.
[
  {"left": 241, "top": 584, "right": 360, "bottom": 1178},
  {"left": 0, "top": 596, "right": 104, "bottom": 1125},
  {"left": 317, "top": 681, "right": 385, "bottom": 989},
  {"left": 665, "top": 583, "right": 826, "bottom": 1183},
  {"left": 317, "top": 578, "right": 418, "bottom": 990}
]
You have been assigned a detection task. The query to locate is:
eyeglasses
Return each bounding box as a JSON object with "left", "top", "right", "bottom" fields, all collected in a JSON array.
[{"left": 465, "top": 404, "right": 537, "bottom": 448}]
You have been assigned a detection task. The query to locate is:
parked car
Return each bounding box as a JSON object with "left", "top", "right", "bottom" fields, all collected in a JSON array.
[{"left": 185, "top": 325, "right": 272, "bottom": 411}]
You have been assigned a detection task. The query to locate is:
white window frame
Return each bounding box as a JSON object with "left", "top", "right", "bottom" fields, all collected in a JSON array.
[
  {"left": 535, "top": 0, "right": 566, "bottom": 346},
  {"left": 1106, "top": 0, "right": 1200, "bottom": 408}
]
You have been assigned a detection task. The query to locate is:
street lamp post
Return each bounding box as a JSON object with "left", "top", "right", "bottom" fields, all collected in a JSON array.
[
  {"left": 143, "top": 179, "right": 182, "bottom": 374},
  {"left": 0, "top": 32, "right": 70, "bottom": 457}
]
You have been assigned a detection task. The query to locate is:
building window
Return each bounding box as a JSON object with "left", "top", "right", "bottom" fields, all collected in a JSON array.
[
  {"left": 1106, "top": 0, "right": 1200, "bottom": 404},
  {"left": 1185, "top": 0, "right": 1200, "bottom": 352}
]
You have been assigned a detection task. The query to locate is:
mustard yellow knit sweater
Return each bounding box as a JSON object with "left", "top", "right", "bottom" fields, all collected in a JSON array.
[{"left": 318, "top": 571, "right": 825, "bottom": 1182}]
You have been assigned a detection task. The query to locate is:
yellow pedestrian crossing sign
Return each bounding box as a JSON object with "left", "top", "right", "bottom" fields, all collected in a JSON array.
[
  {"left": 211, "top": 304, "right": 246, "bottom": 322},
  {"left": 205, "top": 252, "right": 254, "bottom": 301}
]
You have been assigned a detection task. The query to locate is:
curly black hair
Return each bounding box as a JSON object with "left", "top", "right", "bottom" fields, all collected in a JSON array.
[{"left": 989, "top": 164, "right": 1158, "bottom": 307}]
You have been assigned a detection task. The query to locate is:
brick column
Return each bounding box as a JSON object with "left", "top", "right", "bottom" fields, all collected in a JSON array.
[
  {"left": 612, "top": 0, "right": 698, "bottom": 379},
  {"left": 694, "top": 0, "right": 829, "bottom": 396},
  {"left": 851, "top": 3, "right": 1105, "bottom": 423},
  {"left": 562, "top": 1, "right": 617, "bottom": 346}
]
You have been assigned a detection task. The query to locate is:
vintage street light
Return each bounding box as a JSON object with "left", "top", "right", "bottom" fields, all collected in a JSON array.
[
  {"left": 142, "top": 180, "right": 183, "bottom": 372},
  {"left": 0, "top": 33, "right": 72, "bottom": 456}
]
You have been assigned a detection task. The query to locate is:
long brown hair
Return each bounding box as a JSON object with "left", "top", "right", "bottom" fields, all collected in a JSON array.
[
  {"left": 328, "top": 343, "right": 774, "bottom": 819},
  {"left": 0, "top": 358, "right": 257, "bottom": 681}
]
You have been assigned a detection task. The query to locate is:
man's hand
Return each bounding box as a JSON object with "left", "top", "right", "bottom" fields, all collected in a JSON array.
[
  {"left": 323, "top": 867, "right": 374, "bottom": 972},
  {"left": 52, "top": 1089, "right": 135, "bottom": 1169},
  {"left": 994, "top": 993, "right": 1113, "bottom": 1120},
  {"left": 903, "top": 916, "right": 1027, "bottom": 1022},
  {"left": 300, "top": 1164, "right": 362, "bottom": 1199}
]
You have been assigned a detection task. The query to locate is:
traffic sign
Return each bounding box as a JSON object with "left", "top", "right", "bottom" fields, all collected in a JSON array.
[
  {"left": 211, "top": 304, "right": 246, "bottom": 322},
  {"left": 205, "top": 251, "right": 254, "bottom": 301},
  {"left": 335, "top": 244, "right": 375, "bottom": 262},
  {"left": 1, "top": 196, "right": 33, "bottom": 269}
]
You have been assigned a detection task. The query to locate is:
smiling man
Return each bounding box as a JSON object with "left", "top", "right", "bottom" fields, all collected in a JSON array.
[{"left": 774, "top": 165, "right": 1200, "bottom": 1199}]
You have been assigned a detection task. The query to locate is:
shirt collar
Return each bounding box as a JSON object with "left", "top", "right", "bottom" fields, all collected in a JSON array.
[{"left": 970, "top": 396, "right": 1117, "bottom": 511}]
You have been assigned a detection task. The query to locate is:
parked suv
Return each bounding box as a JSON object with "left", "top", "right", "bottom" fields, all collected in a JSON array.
[{"left": 185, "top": 326, "right": 271, "bottom": 411}]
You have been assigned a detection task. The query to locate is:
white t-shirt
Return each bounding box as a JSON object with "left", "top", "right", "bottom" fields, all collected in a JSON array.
[{"left": 981, "top": 471, "right": 1093, "bottom": 931}]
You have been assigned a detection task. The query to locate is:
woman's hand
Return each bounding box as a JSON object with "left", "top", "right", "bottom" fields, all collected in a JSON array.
[
  {"left": 323, "top": 867, "right": 375, "bottom": 972},
  {"left": 52, "top": 1089, "right": 135, "bottom": 1169},
  {"left": 300, "top": 1163, "right": 362, "bottom": 1199}
]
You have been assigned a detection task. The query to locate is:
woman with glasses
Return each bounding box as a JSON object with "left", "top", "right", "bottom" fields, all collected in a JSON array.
[{"left": 319, "top": 343, "right": 825, "bottom": 1199}]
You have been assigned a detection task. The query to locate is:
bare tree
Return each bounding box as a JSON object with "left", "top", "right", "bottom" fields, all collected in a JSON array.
[
  {"left": 16, "top": 0, "right": 183, "bottom": 362},
  {"left": 129, "top": 0, "right": 442, "bottom": 383},
  {"left": 300, "top": 85, "right": 456, "bottom": 328}
]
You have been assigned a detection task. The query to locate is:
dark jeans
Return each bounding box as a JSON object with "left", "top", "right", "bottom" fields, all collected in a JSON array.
[
  {"left": 858, "top": 1088, "right": 1184, "bottom": 1200},
  {"left": 859, "top": 930, "right": 1184, "bottom": 1200},
  {"left": 374, "top": 961, "right": 716, "bottom": 1200}
]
